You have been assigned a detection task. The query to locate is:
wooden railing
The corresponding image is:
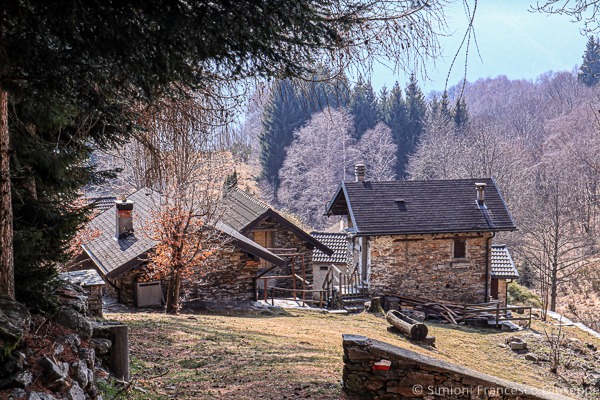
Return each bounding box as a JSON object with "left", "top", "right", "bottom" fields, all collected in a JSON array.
[
  {"left": 462, "top": 302, "right": 533, "bottom": 328},
  {"left": 321, "top": 263, "right": 368, "bottom": 309},
  {"left": 269, "top": 286, "right": 328, "bottom": 308}
]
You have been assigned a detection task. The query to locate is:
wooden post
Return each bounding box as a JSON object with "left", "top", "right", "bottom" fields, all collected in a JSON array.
[
  {"left": 263, "top": 279, "right": 268, "bottom": 301},
  {"left": 496, "top": 302, "right": 500, "bottom": 328},
  {"left": 110, "top": 325, "right": 129, "bottom": 381},
  {"left": 291, "top": 256, "right": 296, "bottom": 299}
]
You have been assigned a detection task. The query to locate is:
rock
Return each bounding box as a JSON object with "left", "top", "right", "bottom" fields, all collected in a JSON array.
[
  {"left": 28, "top": 391, "right": 58, "bottom": 400},
  {"left": 91, "top": 338, "right": 112, "bottom": 357},
  {"left": 525, "top": 354, "right": 539, "bottom": 362},
  {"left": 53, "top": 343, "right": 64, "bottom": 356},
  {"left": 0, "top": 351, "right": 26, "bottom": 377},
  {"left": 71, "top": 360, "right": 89, "bottom": 389},
  {"left": 586, "top": 342, "right": 598, "bottom": 351},
  {"left": 54, "top": 307, "right": 92, "bottom": 340},
  {"left": 0, "top": 296, "right": 31, "bottom": 359},
  {"left": 0, "top": 370, "right": 32, "bottom": 390},
  {"left": 39, "top": 356, "right": 68, "bottom": 391},
  {"left": 505, "top": 335, "right": 523, "bottom": 344},
  {"left": 78, "top": 348, "right": 95, "bottom": 369},
  {"left": 510, "top": 341, "right": 527, "bottom": 351},
  {"left": 10, "top": 388, "right": 26, "bottom": 399},
  {"left": 59, "top": 334, "right": 81, "bottom": 349},
  {"left": 498, "top": 343, "right": 507, "bottom": 348},
  {"left": 67, "top": 381, "right": 86, "bottom": 400}
]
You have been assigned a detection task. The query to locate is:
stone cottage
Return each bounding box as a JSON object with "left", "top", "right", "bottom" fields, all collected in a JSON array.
[
  {"left": 72, "top": 188, "right": 287, "bottom": 307},
  {"left": 324, "top": 164, "right": 517, "bottom": 304},
  {"left": 221, "top": 188, "right": 332, "bottom": 290}
]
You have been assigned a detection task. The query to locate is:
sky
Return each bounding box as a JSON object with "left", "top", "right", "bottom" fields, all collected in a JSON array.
[{"left": 370, "top": 0, "right": 590, "bottom": 94}]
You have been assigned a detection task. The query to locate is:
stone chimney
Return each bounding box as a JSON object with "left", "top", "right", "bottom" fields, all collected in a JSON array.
[
  {"left": 475, "top": 183, "right": 486, "bottom": 206},
  {"left": 355, "top": 163, "right": 366, "bottom": 182},
  {"left": 115, "top": 198, "right": 134, "bottom": 240}
]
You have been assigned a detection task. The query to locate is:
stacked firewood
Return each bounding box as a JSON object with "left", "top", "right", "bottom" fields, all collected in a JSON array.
[{"left": 391, "top": 295, "right": 502, "bottom": 325}]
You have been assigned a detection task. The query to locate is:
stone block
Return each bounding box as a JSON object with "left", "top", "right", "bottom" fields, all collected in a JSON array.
[{"left": 509, "top": 341, "right": 527, "bottom": 351}]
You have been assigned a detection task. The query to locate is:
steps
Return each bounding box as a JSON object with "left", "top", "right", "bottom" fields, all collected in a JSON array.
[{"left": 341, "top": 296, "right": 369, "bottom": 313}]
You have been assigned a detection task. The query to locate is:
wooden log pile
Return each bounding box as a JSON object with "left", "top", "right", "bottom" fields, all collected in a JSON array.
[{"left": 390, "top": 295, "right": 501, "bottom": 325}]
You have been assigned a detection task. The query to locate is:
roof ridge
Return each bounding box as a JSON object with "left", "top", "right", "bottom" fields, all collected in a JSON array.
[{"left": 233, "top": 188, "right": 270, "bottom": 210}]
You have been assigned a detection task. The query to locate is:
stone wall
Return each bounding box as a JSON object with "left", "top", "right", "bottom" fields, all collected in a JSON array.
[
  {"left": 364, "top": 232, "right": 493, "bottom": 303},
  {"left": 183, "top": 244, "right": 261, "bottom": 301},
  {"left": 342, "top": 334, "right": 572, "bottom": 400}
]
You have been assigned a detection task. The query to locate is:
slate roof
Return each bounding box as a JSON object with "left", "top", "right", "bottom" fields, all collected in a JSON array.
[
  {"left": 221, "top": 189, "right": 270, "bottom": 232},
  {"left": 310, "top": 232, "right": 349, "bottom": 264},
  {"left": 82, "top": 189, "right": 160, "bottom": 278},
  {"left": 59, "top": 269, "right": 105, "bottom": 287},
  {"left": 88, "top": 196, "right": 117, "bottom": 213},
  {"left": 222, "top": 188, "right": 333, "bottom": 256},
  {"left": 491, "top": 244, "right": 519, "bottom": 279},
  {"left": 82, "top": 188, "right": 286, "bottom": 279},
  {"left": 326, "top": 178, "right": 516, "bottom": 236}
]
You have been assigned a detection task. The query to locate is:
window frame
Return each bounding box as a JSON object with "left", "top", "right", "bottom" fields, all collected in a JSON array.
[{"left": 453, "top": 238, "right": 467, "bottom": 259}]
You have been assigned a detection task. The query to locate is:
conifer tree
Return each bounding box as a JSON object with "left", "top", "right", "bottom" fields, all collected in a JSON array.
[
  {"left": 349, "top": 79, "right": 378, "bottom": 139},
  {"left": 382, "top": 82, "right": 409, "bottom": 179},
  {"left": 453, "top": 98, "right": 470, "bottom": 130},
  {"left": 402, "top": 75, "right": 427, "bottom": 178},
  {"left": 578, "top": 36, "right": 600, "bottom": 87},
  {"left": 259, "top": 80, "right": 308, "bottom": 190}
]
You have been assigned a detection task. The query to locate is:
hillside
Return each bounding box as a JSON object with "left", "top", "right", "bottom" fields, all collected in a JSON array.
[{"left": 101, "top": 309, "right": 600, "bottom": 399}]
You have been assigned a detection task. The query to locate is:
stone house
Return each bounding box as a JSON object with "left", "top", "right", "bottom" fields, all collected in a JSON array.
[
  {"left": 72, "top": 188, "right": 287, "bottom": 307},
  {"left": 221, "top": 188, "right": 332, "bottom": 290},
  {"left": 324, "top": 165, "right": 517, "bottom": 304}
]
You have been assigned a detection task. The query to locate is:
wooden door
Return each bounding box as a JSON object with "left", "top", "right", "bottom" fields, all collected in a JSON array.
[
  {"left": 491, "top": 278, "right": 499, "bottom": 300},
  {"left": 253, "top": 230, "right": 274, "bottom": 269}
]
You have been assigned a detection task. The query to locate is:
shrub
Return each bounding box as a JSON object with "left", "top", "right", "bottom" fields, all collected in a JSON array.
[{"left": 507, "top": 282, "right": 542, "bottom": 308}]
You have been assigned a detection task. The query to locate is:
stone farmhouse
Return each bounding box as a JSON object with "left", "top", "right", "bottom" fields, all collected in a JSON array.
[
  {"left": 324, "top": 164, "right": 517, "bottom": 304},
  {"left": 72, "top": 188, "right": 290, "bottom": 307},
  {"left": 221, "top": 188, "right": 333, "bottom": 294},
  {"left": 72, "top": 187, "right": 331, "bottom": 307}
]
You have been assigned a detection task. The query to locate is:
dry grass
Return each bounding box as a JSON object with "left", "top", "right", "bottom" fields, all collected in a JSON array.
[{"left": 105, "top": 309, "right": 600, "bottom": 399}]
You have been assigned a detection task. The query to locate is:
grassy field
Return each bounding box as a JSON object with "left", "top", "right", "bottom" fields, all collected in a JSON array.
[{"left": 102, "top": 309, "right": 600, "bottom": 399}]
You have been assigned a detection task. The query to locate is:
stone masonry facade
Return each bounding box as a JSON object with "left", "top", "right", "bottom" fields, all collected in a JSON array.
[
  {"left": 250, "top": 217, "right": 314, "bottom": 288},
  {"left": 364, "top": 232, "right": 493, "bottom": 303},
  {"left": 342, "top": 334, "right": 572, "bottom": 400},
  {"left": 183, "top": 244, "right": 261, "bottom": 301}
]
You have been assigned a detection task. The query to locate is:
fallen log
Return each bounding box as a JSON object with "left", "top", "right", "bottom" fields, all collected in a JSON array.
[{"left": 386, "top": 310, "right": 428, "bottom": 341}]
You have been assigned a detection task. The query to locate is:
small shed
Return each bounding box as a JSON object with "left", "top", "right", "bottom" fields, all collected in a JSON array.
[
  {"left": 491, "top": 244, "right": 519, "bottom": 306},
  {"left": 59, "top": 269, "right": 105, "bottom": 317},
  {"left": 310, "top": 232, "right": 350, "bottom": 293}
]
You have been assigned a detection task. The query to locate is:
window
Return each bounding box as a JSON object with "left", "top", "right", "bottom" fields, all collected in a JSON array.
[{"left": 453, "top": 239, "right": 466, "bottom": 259}]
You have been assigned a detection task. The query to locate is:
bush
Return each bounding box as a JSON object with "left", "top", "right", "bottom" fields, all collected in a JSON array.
[{"left": 507, "top": 282, "right": 542, "bottom": 308}]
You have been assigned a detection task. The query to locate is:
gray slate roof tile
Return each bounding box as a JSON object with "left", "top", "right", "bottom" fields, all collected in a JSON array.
[
  {"left": 491, "top": 244, "right": 519, "bottom": 279},
  {"left": 311, "top": 232, "right": 349, "bottom": 264}
]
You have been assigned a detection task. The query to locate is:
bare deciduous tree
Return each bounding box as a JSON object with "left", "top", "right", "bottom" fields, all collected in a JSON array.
[{"left": 355, "top": 123, "right": 397, "bottom": 181}]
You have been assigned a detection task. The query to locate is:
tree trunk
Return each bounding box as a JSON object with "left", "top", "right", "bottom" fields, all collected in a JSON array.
[
  {"left": 550, "top": 260, "right": 558, "bottom": 312},
  {"left": 386, "top": 310, "right": 428, "bottom": 340},
  {"left": 0, "top": 86, "right": 14, "bottom": 299},
  {"left": 166, "top": 270, "right": 181, "bottom": 314}
]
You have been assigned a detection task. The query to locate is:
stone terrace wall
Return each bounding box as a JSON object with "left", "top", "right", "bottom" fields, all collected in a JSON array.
[
  {"left": 342, "top": 334, "right": 573, "bottom": 400},
  {"left": 368, "top": 232, "right": 493, "bottom": 303}
]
